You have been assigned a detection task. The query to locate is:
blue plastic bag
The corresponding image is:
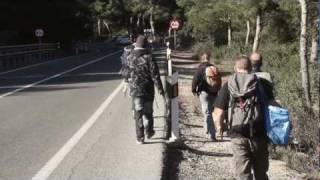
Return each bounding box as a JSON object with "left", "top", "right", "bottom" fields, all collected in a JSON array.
[{"left": 265, "top": 105, "right": 291, "bottom": 145}]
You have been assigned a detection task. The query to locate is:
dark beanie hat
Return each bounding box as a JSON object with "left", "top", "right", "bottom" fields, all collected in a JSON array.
[{"left": 135, "top": 35, "right": 146, "bottom": 48}]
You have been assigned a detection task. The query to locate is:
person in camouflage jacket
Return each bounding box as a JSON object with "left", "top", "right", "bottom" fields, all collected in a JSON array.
[{"left": 127, "top": 35, "right": 164, "bottom": 144}]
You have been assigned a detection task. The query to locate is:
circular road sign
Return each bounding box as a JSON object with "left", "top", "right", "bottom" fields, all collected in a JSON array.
[
  {"left": 170, "top": 20, "right": 180, "bottom": 30},
  {"left": 35, "top": 29, "right": 44, "bottom": 37}
]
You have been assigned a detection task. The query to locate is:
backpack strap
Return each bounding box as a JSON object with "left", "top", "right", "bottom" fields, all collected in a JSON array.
[
  {"left": 227, "top": 94, "right": 235, "bottom": 133},
  {"left": 248, "top": 97, "right": 255, "bottom": 138}
]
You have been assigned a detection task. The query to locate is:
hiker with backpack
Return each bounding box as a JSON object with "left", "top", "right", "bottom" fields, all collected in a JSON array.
[
  {"left": 250, "top": 52, "right": 278, "bottom": 107},
  {"left": 250, "top": 53, "right": 291, "bottom": 145},
  {"left": 192, "top": 52, "right": 222, "bottom": 141},
  {"left": 250, "top": 52, "right": 263, "bottom": 73},
  {"left": 213, "top": 55, "right": 274, "bottom": 180},
  {"left": 125, "top": 35, "right": 165, "bottom": 144}
]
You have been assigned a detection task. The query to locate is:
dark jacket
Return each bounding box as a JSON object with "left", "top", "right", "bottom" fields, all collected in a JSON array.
[
  {"left": 127, "top": 49, "right": 164, "bottom": 98},
  {"left": 192, "top": 62, "right": 217, "bottom": 95}
]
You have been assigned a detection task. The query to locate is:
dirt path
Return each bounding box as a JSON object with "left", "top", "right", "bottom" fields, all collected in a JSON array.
[{"left": 163, "top": 51, "right": 307, "bottom": 180}]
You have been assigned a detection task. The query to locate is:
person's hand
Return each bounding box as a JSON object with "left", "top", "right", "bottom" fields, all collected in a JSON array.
[
  {"left": 192, "top": 90, "right": 198, "bottom": 96},
  {"left": 213, "top": 112, "right": 223, "bottom": 140}
]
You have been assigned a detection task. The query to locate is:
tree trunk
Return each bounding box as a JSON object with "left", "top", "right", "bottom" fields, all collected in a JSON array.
[
  {"left": 227, "top": 16, "right": 232, "bottom": 47},
  {"left": 310, "top": 35, "right": 318, "bottom": 62},
  {"left": 150, "top": 7, "right": 155, "bottom": 39},
  {"left": 137, "top": 13, "right": 141, "bottom": 29},
  {"left": 129, "top": 16, "right": 133, "bottom": 36},
  {"left": 245, "top": 20, "right": 250, "bottom": 47},
  {"left": 253, "top": 13, "right": 261, "bottom": 52},
  {"left": 142, "top": 13, "right": 146, "bottom": 30},
  {"left": 103, "top": 20, "right": 111, "bottom": 35},
  {"left": 299, "top": 0, "right": 311, "bottom": 107},
  {"left": 310, "top": 17, "right": 319, "bottom": 63},
  {"left": 97, "top": 18, "right": 101, "bottom": 37},
  {"left": 137, "top": 13, "right": 144, "bottom": 33}
]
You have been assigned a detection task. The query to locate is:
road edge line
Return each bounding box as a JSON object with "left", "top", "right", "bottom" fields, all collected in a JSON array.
[{"left": 31, "top": 81, "right": 124, "bottom": 180}]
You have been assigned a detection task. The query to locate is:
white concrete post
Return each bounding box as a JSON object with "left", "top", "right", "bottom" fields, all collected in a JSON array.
[
  {"left": 169, "top": 72, "right": 179, "bottom": 142},
  {"left": 166, "top": 42, "right": 172, "bottom": 76}
]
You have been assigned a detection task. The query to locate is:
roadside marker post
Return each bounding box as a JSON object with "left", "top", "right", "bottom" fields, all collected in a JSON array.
[
  {"left": 166, "top": 42, "right": 172, "bottom": 76},
  {"left": 165, "top": 44, "right": 180, "bottom": 142},
  {"left": 169, "top": 71, "right": 180, "bottom": 142}
]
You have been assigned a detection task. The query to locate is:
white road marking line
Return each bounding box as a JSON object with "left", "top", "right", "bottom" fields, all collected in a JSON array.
[
  {"left": 64, "top": 72, "right": 120, "bottom": 77},
  {"left": 0, "top": 85, "right": 23, "bottom": 89},
  {"left": 0, "top": 75, "right": 47, "bottom": 79},
  {"left": 0, "top": 72, "right": 120, "bottom": 80},
  {"left": 0, "top": 50, "right": 121, "bottom": 99},
  {"left": 31, "top": 81, "right": 124, "bottom": 180}
]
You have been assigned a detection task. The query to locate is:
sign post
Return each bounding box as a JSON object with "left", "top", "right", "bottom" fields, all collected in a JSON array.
[
  {"left": 35, "top": 28, "right": 44, "bottom": 45},
  {"left": 35, "top": 28, "right": 44, "bottom": 60},
  {"left": 170, "top": 20, "right": 180, "bottom": 50}
]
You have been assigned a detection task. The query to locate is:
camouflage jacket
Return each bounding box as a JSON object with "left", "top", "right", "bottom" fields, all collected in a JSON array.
[{"left": 127, "top": 49, "right": 164, "bottom": 98}]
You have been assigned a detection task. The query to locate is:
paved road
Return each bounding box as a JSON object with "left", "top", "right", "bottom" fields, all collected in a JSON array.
[{"left": 0, "top": 45, "right": 166, "bottom": 180}]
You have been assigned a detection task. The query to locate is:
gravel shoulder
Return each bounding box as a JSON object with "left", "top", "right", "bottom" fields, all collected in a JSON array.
[{"left": 162, "top": 50, "right": 307, "bottom": 180}]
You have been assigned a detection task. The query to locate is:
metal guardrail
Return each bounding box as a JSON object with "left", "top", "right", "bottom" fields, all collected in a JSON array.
[{"left": 0, "top": 43, "right": 60, "bottom": 70}]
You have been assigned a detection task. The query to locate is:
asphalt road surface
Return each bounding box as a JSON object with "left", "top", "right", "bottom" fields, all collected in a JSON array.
[{"left": 0, "top": 45, "right": 166, "bottom": 180}]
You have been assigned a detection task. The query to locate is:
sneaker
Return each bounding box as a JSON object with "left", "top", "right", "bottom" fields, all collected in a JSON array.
[
  {"left": 136, "top": 138, "right": 144, "bottom": 144},
  {"left": 146, "top": 131, "right": 155, "bottom": 139}
]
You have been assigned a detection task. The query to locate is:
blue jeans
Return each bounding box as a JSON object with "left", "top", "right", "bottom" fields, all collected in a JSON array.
[
  {"left": 133, "top": 96, "right": 154, "bottom": 140},
  {"left": 199, "top": 91, "right": 216, "bottom": 138}
]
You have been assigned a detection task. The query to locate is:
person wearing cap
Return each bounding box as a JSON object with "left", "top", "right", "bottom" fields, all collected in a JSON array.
[
  {"left": 192, "top": 51, "right": 222, "bottom": 141},
  {"left": 126, "top": 35, "right": 165, "bottom": 144}
]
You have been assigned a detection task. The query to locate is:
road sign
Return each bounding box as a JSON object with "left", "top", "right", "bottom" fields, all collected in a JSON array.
[
  {"left": 35, "top": 29, "right": 44, "bottom": 38},
  {"left": 170, "top": 20, "right": 180, "bottom": 30}
]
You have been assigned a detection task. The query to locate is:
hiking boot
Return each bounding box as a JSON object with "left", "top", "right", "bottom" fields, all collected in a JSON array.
[
  {"left": 210, "top": 137, "right": 218, "bottom": 142},
  {"left": 136, "top": 137, "right": 144, "bottom": 144},
  {"left": 146, "top": 131, "right": 155, "bottom": 139},
  {"left": 207, "top": 134, "right": 217, "bottom": 142}
]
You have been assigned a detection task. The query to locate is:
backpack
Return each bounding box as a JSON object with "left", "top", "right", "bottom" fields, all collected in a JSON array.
[
  {"left": 255, "top": 72, "right": 272, "bottom": 84},
  {"left": 227, "top": 73, "right": 264, "bottom": 138},
  {"left": 119, "top": 45, "right": 134, "bottom": 79},
  {"left": 255, "top": 72, "right": 292, "bottom": 145},
  {"left": 204, "top": 66, "right": 222, "bottom": 94}
]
